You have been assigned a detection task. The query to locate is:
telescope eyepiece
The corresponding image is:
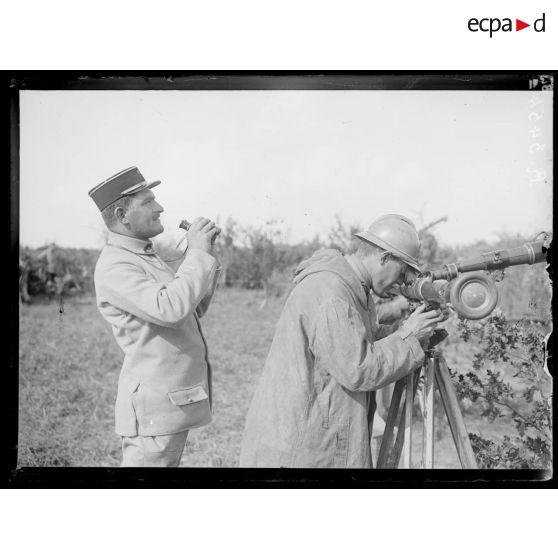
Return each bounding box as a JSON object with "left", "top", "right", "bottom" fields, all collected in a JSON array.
[{"left": 403, "top": 268, "right": 420, "bottom": 285}]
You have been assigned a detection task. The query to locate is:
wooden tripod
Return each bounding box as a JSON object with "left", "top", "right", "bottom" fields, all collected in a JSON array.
[{"left": 376, "top": 344, "right": 478, "bottom": 469}]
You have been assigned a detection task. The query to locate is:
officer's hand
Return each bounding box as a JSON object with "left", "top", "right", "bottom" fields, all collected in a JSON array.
[
  {"left": 187, "top": 218, "right": 220, "bottom": 254},
  {"left": 399, "top": 304, "right": 444, "bottom": 343}
]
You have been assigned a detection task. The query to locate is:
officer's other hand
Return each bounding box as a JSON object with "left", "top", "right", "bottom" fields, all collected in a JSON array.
[
  {"left": 399, "top": 304, "right": 444, "bottom": 343},
  {"left": 187, "top": 218, "right": 219, "bottom": 254}
]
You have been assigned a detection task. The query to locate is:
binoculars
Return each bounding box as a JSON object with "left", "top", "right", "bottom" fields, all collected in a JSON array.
[
  {"left": 399, "top": 237, "right": 550, "bottom": 320},
  {"left": 179, "top": 220, "right": 221, "bottom": 243}
]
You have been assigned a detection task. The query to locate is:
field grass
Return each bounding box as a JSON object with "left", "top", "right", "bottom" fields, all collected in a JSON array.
[
  {"left": 18, "top": 287, "right": 533, "bottom": 469},
  {"left": 18, "top": 288, "right": 284, "bottom": 467}
]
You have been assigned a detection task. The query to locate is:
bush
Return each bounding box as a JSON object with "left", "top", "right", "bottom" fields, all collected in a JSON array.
[
  {"left": 20, "top": 244, "right": 100, "bottom": 300},
  {"left": 452, "top": 312, "right": 552, "bottom": 469}
]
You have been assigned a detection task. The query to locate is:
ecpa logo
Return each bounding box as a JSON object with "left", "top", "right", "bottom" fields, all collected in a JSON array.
[{"left": 468, "top": 13, "right": 546, "bottom": 37}]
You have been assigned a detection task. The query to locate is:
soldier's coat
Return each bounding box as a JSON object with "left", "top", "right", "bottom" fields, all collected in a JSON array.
[
  {"left": 94, "top": 231, "right": 220, "bottom": 437},
  {"left": 240, "top": 249, "right": 424, "bottom": 468}
]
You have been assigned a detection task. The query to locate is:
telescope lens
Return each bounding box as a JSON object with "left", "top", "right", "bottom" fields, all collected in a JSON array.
[
  {"left": 448, "top": 272, "right": 499, "bottom": 320},
  {"left": 461, "top": 283, "right": 487, "bottom": 309}
]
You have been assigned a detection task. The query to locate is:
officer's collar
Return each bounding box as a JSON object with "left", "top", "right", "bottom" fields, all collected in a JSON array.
[{"left": 106, "top": 231, "right": 155, "bottom": 254}]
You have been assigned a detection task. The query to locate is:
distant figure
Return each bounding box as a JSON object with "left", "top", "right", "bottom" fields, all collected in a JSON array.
[
  {"left": 19, "top": 255, "right": 31, "bottom": 304},
  {"left": 90, "top": 166, "right": 221, "bottom": 467},
  {"left": 58, "top": 272, "right": 82, "bottom": 297},
  {"left": 240, "top": 214, "right": 444, "bottom": 468},
  {"left": 36, "top": 243, "right": 58, "bottom": 295}
]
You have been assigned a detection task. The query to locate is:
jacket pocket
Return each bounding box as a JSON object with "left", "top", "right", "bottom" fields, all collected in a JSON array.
[
  {"left": 333, "top": 419, "right": 350, "bottom": 468},
  {"left": 168, "top": 385, "right": 208, "bottom": 406},
  {"left": 317, "top": 390, "right": 331, "bottom": 428},
  {"left": 130, "top": 380, "right": 141, "bottom": 415},
  {"left": 116, "top": 376, "right": 141, "bottom": 437},
  {"left": 167, "top": 385, "right": 211, "bottom": 430}
]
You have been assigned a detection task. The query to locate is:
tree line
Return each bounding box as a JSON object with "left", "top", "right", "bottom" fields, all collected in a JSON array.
[{"left": 19, "top": 216, "right": 551, "bottom": 323}]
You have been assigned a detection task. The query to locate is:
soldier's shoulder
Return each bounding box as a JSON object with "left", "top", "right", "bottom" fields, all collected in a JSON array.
[
  {"left": 291, "top": 271, "right": 349, "bottom": 306},
  {"left": 94, "top": 244, "right": 135, "bottom": 274},
  {"left": 299, "top": 269, "right": 348, "bottom": 290}
]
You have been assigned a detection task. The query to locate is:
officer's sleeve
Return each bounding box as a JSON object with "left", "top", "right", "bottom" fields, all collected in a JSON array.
[
  {"left": 310, "top": 296, "right": 424, "bottom": 391},
  {"left": 196, "top": 265, "right": 222, "bottom": 318},
  {"left": 376, "top": 321, "right": 401, "bottom": 339},
  {"left": 97, "top": 248, "right": 218, "bottom": 327}
]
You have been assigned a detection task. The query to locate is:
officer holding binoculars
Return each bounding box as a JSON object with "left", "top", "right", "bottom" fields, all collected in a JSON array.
[{"left": 89, "top": 166, "right": 221, "bottom": 467}]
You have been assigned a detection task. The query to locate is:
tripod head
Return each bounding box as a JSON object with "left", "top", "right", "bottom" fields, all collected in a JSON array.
[{"left": 425, "top": 328, "right": 448, "bottom": 355}]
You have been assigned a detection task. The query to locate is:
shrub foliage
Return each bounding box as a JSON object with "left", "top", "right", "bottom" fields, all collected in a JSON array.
[{"left": 453, "top": 313, "right": 552, "bottom": 468}]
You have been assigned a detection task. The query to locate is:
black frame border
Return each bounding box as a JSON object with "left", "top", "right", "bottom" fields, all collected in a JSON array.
[{"left": 4, "top": 70, "right": 555, "bottom": 488}]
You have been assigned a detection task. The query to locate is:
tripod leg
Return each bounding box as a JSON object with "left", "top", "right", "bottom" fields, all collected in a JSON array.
[
  {"left": 434, "top": 356, "right": 478, "bottom": 469},
  {"left": 390, "top": 369, "right": 421, "bottom": 468},
  {"left": 403, "top": 373, "right": 414, "bottom": 468},
  {"left": 376, "top": 377, "right": 405, "bottom": 469},
  {"left": 417, "top": 372, "right": 425, "bottom": 421},
  {"left": 423, "top": 356, "right": 435, "bottom": 468}
]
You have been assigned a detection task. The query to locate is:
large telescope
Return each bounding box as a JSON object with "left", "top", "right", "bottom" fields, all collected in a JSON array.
[{"left": 400, "top": 237, "right": 551, "bottom": 320}]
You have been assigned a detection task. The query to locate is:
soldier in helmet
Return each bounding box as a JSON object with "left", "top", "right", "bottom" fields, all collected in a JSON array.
[{"left": 240, "top": 214, "right": 444, "bottom": 468}]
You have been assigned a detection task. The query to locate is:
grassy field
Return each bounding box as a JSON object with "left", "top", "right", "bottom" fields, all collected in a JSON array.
[
  {"left": 18, "top": 287, "right": 536, "bottom": 468},
  {"left": 18, "top": 288, "right": 284, "bottom": 467}
]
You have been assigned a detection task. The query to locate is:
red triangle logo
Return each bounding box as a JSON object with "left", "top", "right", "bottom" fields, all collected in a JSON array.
[{"left": 516, "top": 19, "right": 530, "bottom": 31}]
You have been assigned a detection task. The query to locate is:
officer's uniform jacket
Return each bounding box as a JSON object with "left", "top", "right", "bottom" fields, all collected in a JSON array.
[
  {"left": 94, "top": 231, "right": 220, "bottom": 437},
  {"left": 240, "top": 249, "right": 425, "bottom": 468}
]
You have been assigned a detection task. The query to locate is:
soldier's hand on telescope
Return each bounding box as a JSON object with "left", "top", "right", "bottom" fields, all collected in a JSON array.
[
  {"left": 438, "top": 301, "right": 451, "bottom": 321},
  {"left": 399, "top": 304, "right": 445, "bottom": 344},
  {"left": 187, "top": 218, "right": 220, "bottom": 254}
]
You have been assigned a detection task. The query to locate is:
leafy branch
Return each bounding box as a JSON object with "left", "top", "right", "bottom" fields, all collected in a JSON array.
[{"left": 453, "top": 312, "right": 552, "bottom": 469}]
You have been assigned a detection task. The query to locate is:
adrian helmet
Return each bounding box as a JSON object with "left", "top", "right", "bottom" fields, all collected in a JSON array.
[{"left": 354, "top": 214, "right": 421, "bottom": 272}]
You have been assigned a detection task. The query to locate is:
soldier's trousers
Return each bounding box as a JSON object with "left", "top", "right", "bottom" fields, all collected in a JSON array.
[{"left": 120, "top": 430, "right": 189, "bottom": 467}]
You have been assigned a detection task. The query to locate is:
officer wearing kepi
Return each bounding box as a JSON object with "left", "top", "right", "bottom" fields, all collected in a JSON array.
[
  {"left": 89, "top": 166, "right": 221, "bottom": 467},
  {"left": 240, "top": 214, "right": 444, "bottom": 468}
]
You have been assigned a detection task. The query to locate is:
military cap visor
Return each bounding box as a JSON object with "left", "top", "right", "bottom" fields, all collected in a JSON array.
[{"left": 88, "top": 166, "right": 161, "bottom": 212}]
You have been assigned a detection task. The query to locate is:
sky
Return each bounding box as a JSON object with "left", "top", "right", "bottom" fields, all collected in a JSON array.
[{"left": 19, "top": 89, "right": 553, "bottom": 250}]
